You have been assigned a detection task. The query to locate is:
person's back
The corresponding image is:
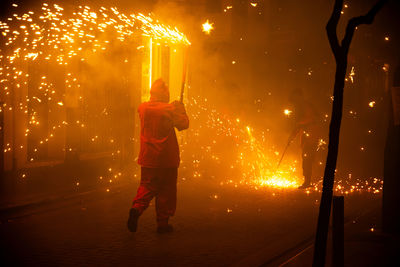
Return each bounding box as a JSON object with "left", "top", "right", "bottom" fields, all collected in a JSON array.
[
  {"left": 138, "top": 100, "right": 188, "bottom": 168},
  {"left": 128, "top": 78, "right": 189, "bottom": 234}
]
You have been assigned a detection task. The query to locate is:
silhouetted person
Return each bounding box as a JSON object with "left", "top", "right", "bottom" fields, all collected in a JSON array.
[
  {"left": 288, "top": 88, "right": 321, "bottom": 189},
  {"left": 127, "top": 78, "right": 189, "bottom": 234}
]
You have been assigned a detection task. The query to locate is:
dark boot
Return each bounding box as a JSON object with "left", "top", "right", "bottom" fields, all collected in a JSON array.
[
  {"left": 298, "top": 175, "right": 312, "bottom": 189},
  {"left": 127, "top": 208, "right": 140, "bottom": 232},
  {"left": 157, "top": 224, "right": 174, "bottom": 234},
  {"left": 298, "top": 183, "right": 312, "bottom": 189}
]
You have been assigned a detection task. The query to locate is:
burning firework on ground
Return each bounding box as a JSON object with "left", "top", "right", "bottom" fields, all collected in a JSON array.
[
  {"left": 177, "top": 96, "right": 302, "bottom": 189},
  {"left": 178, "top": 95, "right": 383, "bottom": 194}
]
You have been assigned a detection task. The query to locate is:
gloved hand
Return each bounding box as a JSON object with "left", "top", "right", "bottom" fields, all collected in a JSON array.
[
  {"left": 171, "top": 100, "right": 186, "bottom": 112},
  {"left": 171, "top": 100, "right": 189, "bottom": 130}
]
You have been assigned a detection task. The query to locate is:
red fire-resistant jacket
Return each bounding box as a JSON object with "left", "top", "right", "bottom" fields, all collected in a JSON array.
[{"left": 138, "top": 100, "right": 189, "bottom": 168}]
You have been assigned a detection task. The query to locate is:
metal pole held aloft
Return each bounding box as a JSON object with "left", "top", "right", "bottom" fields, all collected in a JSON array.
[{"left": 180, "top": 48, "right": 189, "bottom": 103}]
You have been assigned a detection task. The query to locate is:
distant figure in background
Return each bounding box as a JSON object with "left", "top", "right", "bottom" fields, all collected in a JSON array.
[
  {"left": 127, "top": 78, "right": 189, "bottom": 234},
  {"left": 288, "top": 88, "right": 321, "bottom": 189}
]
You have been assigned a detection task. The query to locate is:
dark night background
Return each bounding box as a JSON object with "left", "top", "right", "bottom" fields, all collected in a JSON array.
[{"left": 0, "top": 0, "right": 399, "bottom": 266}]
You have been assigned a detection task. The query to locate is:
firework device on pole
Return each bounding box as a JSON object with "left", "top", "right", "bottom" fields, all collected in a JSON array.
[
  {"left": 277, "top": 138, "right": 291, "bottom": 169},
  {"left": 180, "top": 47, "right": 188, "bottom": 103},
  {"left": 277, "top": 131, "right": 297, "bottom": 169}
]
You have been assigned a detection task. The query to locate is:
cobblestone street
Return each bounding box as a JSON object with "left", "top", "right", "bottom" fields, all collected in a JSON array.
[{"left": 0, "top": 175, "right": 379, "bottom": 267}]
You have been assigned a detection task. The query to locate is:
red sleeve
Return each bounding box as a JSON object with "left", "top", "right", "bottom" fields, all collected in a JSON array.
[{"left": 172, "top": 102, "right": 189, "bottom": 131}]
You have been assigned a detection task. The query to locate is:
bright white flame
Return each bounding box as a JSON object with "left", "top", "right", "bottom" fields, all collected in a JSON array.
[
  {"left": 202, "top": 20, "right": 214, "bottom": 35},
  {"left": 284, "top": 109, "right": 292, "bottom": 116},
  {"left": 349, "top": 66, "right": 355, "bottom": 83},
  {"left": 368, "top": 101, "right": 376, "bottom": 108}
]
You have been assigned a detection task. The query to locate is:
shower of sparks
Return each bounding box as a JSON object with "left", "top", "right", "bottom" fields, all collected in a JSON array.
[
  {"left": 182, "top": 96, "right": 302, "bottom": 189},
  {"left": 1, "top": 4, "right": 190, "bottom": 66},
  {"left": 202, "top": 20, "right": 214, "bottom": 35},
  {"left": 179, "top": 96, "right": 384, "bottom": 193},
  {"left": 0, "top": 3, "right": 189, "bottom": 163}
]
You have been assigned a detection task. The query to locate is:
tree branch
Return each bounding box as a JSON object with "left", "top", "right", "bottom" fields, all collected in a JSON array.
[
  {"left": 326, "top": 0, "right": 343, "bottom": 60},
  {"left": 314, "top": 0, "right": 388, "bottom": 265},
  {"left": 341, "top": 0, "right": 388, "bottom": 54}
]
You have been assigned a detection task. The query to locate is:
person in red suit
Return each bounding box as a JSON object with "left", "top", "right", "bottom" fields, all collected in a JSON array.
[{"left": 127, "top": 78, "right": 189, "bottom": 234}]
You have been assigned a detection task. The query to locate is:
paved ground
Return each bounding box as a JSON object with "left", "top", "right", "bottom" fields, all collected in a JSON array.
[
  {"left": 277, "top": 201, "right": 400, "bottom": 267},
  {"left": 0, "top": 175, "right": 380, "bottom": 267}
]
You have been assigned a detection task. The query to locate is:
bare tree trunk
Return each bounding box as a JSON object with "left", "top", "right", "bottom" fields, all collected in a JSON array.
[
  {"left": 383, "top": 63, "right": 400, "bottom": 234},
  {"left": 313, "top": 0, "right": 388, "bottom": 266}
]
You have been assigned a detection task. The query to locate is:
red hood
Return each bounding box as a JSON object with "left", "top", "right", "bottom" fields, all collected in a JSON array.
[{"left": 150, "top": 78, "right": 169, "bottom": 103}]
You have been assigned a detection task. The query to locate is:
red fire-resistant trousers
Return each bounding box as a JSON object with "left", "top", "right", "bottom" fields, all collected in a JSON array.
[{"left": 132, "top": 167, "right": 177, "bottom": 226}]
